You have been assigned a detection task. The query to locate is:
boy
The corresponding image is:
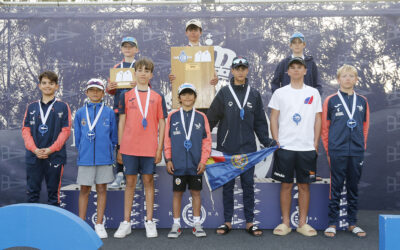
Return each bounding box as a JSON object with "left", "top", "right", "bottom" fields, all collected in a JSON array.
[
  {"left": 270, "top": 32, "right": 322, "bottom": 95},
  {"left": 22, "top": 71, "right": 71, "bottom": 206},
  {"left": 169, "top": 19, "right": 218, "bottom": 86},
  {"left": 322, "top": 65, "right": 369, "bottom": 238},
  {"left": 74, "top": 79, "right": 118, "bottom": 239},
  {"left": 114, "top": 58, "right": 167, "bottom": 238},
  {"left": 164, "top": 83, "right": 212, "bottom": 238},
  {"left": 107, "top": 37, "right": 139, "bottom": 188},
  {"left": 207, "top": 56, "right": 275, "bottom": 236},
  {"left": 269, "top": 57, "right": 321, "bottom": 237}
]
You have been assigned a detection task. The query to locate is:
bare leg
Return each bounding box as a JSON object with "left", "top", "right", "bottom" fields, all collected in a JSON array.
[
  {"left": 297, "top": 183, "right": 310, "bottom": 227},
  {"left": 173, "top": 191, "right": 184, "bottom": 219},
  {"left": 190, "top": 190, "right": 201, "bottom": 217},
  {"left": 142, "top": 174, "right": 154, "bottom": 221},
  {"left": 95, "top": 184, "right": 107, "bottom": 224},
  {"left": 123, "top": 175, "right": 137, "bottom": 222},
  {"left": 79, "top": 185, "right": 91, "bottom": 221},
  {"left": 280, "top": 183, "right": 293, "bottom": 227}
]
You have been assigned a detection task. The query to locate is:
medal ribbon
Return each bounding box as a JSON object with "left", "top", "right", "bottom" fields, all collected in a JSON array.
[
  {"left": 337, "top": 90, "right": 357, "bottom": 120},
  {"left": 135, "top": 86, "right": 151, "bottom": 126},
  {"left": 85, "top": 102, "right": 105, "bottom": 132},
  {"left": 180, "top": 107, "right": 196, "bottom": 142},
  {"left": 38, "top": 99, "right": 57, "bottom": 126},
  {"left": 228, "top": 84, "right": 250, "bottom": 120}
]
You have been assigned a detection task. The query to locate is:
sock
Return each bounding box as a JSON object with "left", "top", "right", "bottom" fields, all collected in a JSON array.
[
  {"left": 173, "top": 217, "right": 181, "bottom": 227},
  {"left": 193, "top": 216, "right": 200, "bottom": 224}
]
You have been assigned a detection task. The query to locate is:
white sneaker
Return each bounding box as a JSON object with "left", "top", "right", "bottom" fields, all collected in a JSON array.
[
  {"left": 144, "top": 220, "right": 158, "bottom": 238},
  {"left": 95, "top": 224, "right": 108, "bottom": 239},
  {"left": 192, "top": 222, "right": 206, "bottom": 237},
  {"left": 110, "top": 172, "right": 124, "bottom": 188},
  {"left": 168, "top": 223, "right": 182, "bottom": 238},
  {"left": 114, "top": 221, "right": 131, "bottom": 238}
]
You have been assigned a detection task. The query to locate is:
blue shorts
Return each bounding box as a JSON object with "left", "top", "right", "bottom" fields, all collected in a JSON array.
[{"left": 121, "top": 155, "right": 155, "bottom": 175}]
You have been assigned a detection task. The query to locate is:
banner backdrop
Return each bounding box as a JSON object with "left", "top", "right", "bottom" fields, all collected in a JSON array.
[{"left": 0, "top": 2, "right": 400, "bottom": 211}]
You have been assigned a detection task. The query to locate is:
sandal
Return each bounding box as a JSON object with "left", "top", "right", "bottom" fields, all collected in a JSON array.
[
  {"left": 246, "top": 225, "right": 262, "bottom": 237},
  {"left": 324, "top": 226, "right": 336, "bottom": 238},
  {"left": 349, "top": 226, "right": 366, "bottom": 238},
  {"left": 216, "top": 224, "right": 231, "bottom": 235},
  {"left": 273, "top": 223, "right": 292, "bottom": 236},
  {"left": 296, "top": 224, "right": 317, "bottom": 237}
]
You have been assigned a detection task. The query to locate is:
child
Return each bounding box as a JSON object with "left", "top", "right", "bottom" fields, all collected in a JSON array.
[
  {"left": 269, "top": 57, "right": 322, "bottom": 237},
  {"left": 74, "top": 79, "right": 118, "bottom": 239},
  {"left": 207, "top": 56, "right": 275, "bottom": 236},
  {"left": 169, "top": 19, "right": 218, "bottom": 86},
  {"left": 270, "top": 32, "right": 322, "bottom": 94},
  {"left": 322, "top": 65, "right": 369, "bottom": 238},
  {"left": 164, "top": 83, "right": 212, "bottom": 238},
  {"left": 22, "top": 71, "right": 71, "bottom": 206},
  {"left": 107, "top": 37, "right": 139, "bottom": 188},
  {"left": 114, "top": 58, "right": 167, "bottom": 238}
]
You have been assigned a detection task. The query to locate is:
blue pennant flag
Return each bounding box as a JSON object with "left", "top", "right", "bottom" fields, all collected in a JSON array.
[{"left": 205, "top": 146, "right": 278, "bottom": 191}]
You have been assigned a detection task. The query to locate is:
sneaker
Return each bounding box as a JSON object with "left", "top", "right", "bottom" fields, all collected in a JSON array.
[
  {"left": 144, "top": 220, "right": 158, "bottom": 238},
  {"left": 110, "top": 172, "right": 124, "bottom": 189},
  {"left": 192, "top": 222, "right": 206, "bottom": 237},
  {"left": 168, "top": 223, "right": 182, "bottom": 238},
  {"left": 114, "top": 221, "right": 131, "bottom": 238},
  {"left": 95, "top": 224, "right": 108, "bottom": 239}
]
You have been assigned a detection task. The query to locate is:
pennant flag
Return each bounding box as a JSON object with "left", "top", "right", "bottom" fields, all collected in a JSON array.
[{"left": 205, "top": 146, "right": 278, "bottom": 191}]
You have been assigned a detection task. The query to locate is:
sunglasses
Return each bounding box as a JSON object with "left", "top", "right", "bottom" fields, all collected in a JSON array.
[{"left": 232, "top": 58, "right": 248, "bottom": 65}]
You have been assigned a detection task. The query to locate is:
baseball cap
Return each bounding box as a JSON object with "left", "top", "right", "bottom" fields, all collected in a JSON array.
[
  {"left": 178, "top": 83, "right": 197, "bottom": 95},
  {"left": 186, "top": 19, "right": 202, "bottom": 30},
  {"left": 290, "top": 32, "right": 305, "bottom": 43},
  {"left": 86, "top": 78, "right": 105, "bottom": 91},
  {"left": 288, "top": 57, "right": 307, "bottom": 69},
  {"left": 231, "top": 56, "right": 249, "bottom": 69},
  {"left": 121, "top": 37, "right": 138, "bottom": 47}
]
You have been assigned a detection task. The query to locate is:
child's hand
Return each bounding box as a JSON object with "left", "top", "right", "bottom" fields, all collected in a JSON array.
[
  {"left": 107, "top": 82, "right": 118, "bottom": 91},
  {"left": 34, "top": 148, "right": 48, "bottom": 159},
  {"left": 168, "top": 74, "right": 176, "bottom": 83},
  {"left": 43, "top": 148, "right": 53, "bottom": 156},
  {"left": 209, "top": 75, "right": 218, "bottom": 86},
  {"left": 314, "top": 142, "right": 319, "bottom": 153},
  {"left": 197, "top": 163, "right": 206, "bottom": 175},
  {"left": 154, "top": 148, "right": 162, "bottom": 164},
  {"left": 117, "top": 152, "right": 123, "bottom": 164},
  {"left": 166, "top": 161, "right": 174, "bottom": 175}
]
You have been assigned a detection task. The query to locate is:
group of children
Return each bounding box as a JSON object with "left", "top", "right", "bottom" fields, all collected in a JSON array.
[{"left": 21, "top": 19, "right": 369, "bottom": 240}]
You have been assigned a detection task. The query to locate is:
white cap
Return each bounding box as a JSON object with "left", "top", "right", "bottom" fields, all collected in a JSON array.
[
  {"left": 86, "top": 78, "right": 105, "bottom": 91},
  {"left": 186, "top": 19, "right": 202, "bottom": 30},
  {"left": 178, "top": 83, "right": 197, "bottom": 95}
]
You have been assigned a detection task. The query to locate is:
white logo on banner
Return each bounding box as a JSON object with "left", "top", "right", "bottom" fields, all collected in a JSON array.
[
  {"left": 91, "top": 212, "right": 107, "bottom": 226},
  {"left": 182, "top": 197, "right": 206, "bottom": 227},
  {"left": 290, "top": 186, "right": 308, "bottom": 227}
]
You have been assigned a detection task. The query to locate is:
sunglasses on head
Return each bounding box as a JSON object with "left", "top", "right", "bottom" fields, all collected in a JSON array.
[{"left": 232, "top": 58, "right": 248, "bottom": 65}]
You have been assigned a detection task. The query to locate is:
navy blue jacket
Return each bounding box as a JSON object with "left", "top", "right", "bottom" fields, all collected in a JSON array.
[
  {"left": 22, "top": 98, "right": 72, "bottom": 165},
  {"left": 271, "top": 55, "right": 322, "bottom": 94},
  {"left": 322, "top": 91, "right": 370, "bottom": 156},
  {"left": 207, "top": 78, "right": 273, "bottom": 154},
  {"left": 74, "top": 102, "right": 118, "bottom": 166},
  {"left": 164, "top": 109, "right": 212, "bottom": 176}
]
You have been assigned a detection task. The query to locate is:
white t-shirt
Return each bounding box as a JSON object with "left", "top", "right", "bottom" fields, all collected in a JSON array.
[{"left": 268, "top": 84, "right": 322, "bottom": 151}]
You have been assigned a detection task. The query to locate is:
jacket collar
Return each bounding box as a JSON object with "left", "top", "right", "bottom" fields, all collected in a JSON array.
[{"left": 230, "top": 77, "right": 249, "bottom": 90}]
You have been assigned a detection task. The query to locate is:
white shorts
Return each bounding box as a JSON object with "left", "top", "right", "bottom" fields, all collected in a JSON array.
[{"left": 76, "top": 165, "right": 114, "bottom": 186}]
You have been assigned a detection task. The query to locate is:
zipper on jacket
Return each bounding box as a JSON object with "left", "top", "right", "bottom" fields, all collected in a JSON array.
[
  {"left": 93, "top": 105, "right": 96, "bottom": 166},
  {"left": 221, "top": 130, "right": 229, "bottom": 147}
]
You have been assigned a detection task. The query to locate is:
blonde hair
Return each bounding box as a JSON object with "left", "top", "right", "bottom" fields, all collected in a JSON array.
[{"left": 337, "top": 64, "right": 358, "bottom": 78}]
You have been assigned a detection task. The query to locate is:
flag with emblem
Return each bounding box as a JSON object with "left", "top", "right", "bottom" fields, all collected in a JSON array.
[{"left": 205, "top": 146, "right": 278, "bottom": 191}]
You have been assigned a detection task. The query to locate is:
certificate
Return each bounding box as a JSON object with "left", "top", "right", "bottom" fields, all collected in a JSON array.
[{"left": 171, "top": 46, "right": 215, "bottom": 109}]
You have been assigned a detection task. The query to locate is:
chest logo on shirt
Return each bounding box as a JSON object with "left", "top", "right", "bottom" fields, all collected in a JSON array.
[
  {"left": 128, "top": 97, "right": 136, "bottom": 102},
  {"left": 195, "top": 123, "right": 201, "bottom": 130},
  {"left": 357, "top": 105, "right": 363, "bottom": 112},
  {"left": 172, "top": 122, "right": 180, "bottom": 126},
  {"left": 103, "top": 118, "right": 110, "bottom": 126},
  {"left": 246, "top": 102, "right": 253, "bottom": 109},
  {"left": 30, "top": 110, "right": 36, "bottom": 115},
  {"left": 58, "top": 112, "right": 63, "bottom": 118},
  {"left": 334, "top": 103, "right": 342, "bottom": 112},
  {"left": 228, "top": 101, "right": 233, "bottom": 107},
  {"left": 304, "top": 96, "right": 314, "bottom": 104},
  {"left": 81, "top": 118, "right": 87, "bottom": 126},
  {"left": 173, "top": 127, "right": 181, "bottom": 136}
]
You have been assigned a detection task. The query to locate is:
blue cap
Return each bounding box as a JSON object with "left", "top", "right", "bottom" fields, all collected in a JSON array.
[
  {"left": 290, "top": 32, "right": 305, "bottom": 43},
  {"left": 121, "top": 37, "right": 138, "bottom": 47},
  {"left": 178, "top": 83, "right": 197, "bottom": 95}
]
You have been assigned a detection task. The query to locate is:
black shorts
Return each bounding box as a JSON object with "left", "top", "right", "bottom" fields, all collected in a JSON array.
[
  {"left": 271, "top": 149, "right": 317, "bottom": 183},
  {"left": 173, "top": 175, "right": 202, "bottom": 192}
]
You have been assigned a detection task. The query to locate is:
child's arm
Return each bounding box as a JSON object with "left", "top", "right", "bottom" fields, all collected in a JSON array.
[
  {"left": 110, "top": 110, "right": 118, "bottom": 146},
  {"left": 321, "top": 97, "right": 331, "bottom": 154},
  {"left": 314, "top": 112, "right": 322, "bottom": 152},
  {"left": 117, "top": 114, "right": 126, "bottom": 164},
  {"left": 270, "top": 61, "right": 284, "bottom": 93},
  {"left": 21, "top": 104, "right": 38, "bottom": 153},
  {"left": 253, "top": 92, "right": 276, "bottom": 147},
  {"left": 155, "top": 118, "right": 165, "bottom": 164},
  {"left": 269, "top": 108, "right": 280, "bottom": 147},
  {"left": 206, "top": 90, "right": 224, "bottom": 130},
  {"left": 47, "top": 103, "right": 72, "bottom": 155},
  {"left": 198, "top": 114, "right": 212, "bottom": 175},
  {"left": 73, "top": 111, "right": 81, "bottom": 149},
  {"left": 163, "top": 114, "right": 174, "bottom": 174},
  {"left": 363, "top": 98, "right": 370, "bottom": 149}
]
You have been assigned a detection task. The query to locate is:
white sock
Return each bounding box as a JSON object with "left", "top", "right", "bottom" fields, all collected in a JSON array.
[
  {"left": 173, "top": 217, "right": 181, "bottom": 227},
  {"left": 193, "top": 216, "right": 200, "bottom": 224}
]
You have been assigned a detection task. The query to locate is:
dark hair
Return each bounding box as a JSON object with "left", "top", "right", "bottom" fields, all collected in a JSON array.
[
  {"left": 134, "top": 58, "right": 154, "bottom": 73},
  {"left": 186, "top": 25, "right": 202, "bottom": 32},
  {"left": 39, "top": 71, "right": 58, "bottom": 84}
]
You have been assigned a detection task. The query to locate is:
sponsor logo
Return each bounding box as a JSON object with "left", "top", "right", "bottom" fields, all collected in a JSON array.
[
  {"left": 274, "top": 172, "right": 285, "bottom": 178},
  {"left": 357, "top": 105, "right": 363, "bottom": 112},
  {"left": 304, "top": 96, "right": 314, "bottom": 104},
  {"left": 175, "top": 177, "right": 181, "bottom": 185},
  {"left": 30, "top": 110, "right": 36, "bottom": 115},
  {"left": 81, "top": 118, "right": 86, "bottom": 126},
  {"left": 228, "top": 101, "right": 233, "bottom": 107},
  {"left": 195, "top": 123, "right": 201, "bottom": 130},
  {"left": 172, "top": 122, "right": 180, "bottom": 126},
  {"left": 309, "top": 171, "right": 315, "bottom": 179},
  {"left": 335, "top": 112, "right": 344, "bottom": 116},
  {"left": 247, "top": 102, "right": 253, "bottom": 108},
  {"left": 182, "top": 197, "right": 206, "bottom": 227},
  {"left": 103, "top": 118, "right": 110, "bottom": 126},
  {"left": 58, "top": 112, "right": 63, "bottom": 118}
]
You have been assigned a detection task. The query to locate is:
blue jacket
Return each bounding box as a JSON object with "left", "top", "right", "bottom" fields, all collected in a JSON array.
[
  {"left": 271, "top": 55, "right": 322, "bottom": 94},
  {"left": 207, "top": 78, "right": 274, "bottom": 154},
  {"left": 164, "top": 109, "right": 212, "bottom": 176},
  {"left": 74, "top": 102, "right": 118, "bottom": 166},
  {"left": 322, "top": 91, "right": 370, "bottom": 156},
  {"left": 22, "top": 98, "right": 72, "bottom": 165}
]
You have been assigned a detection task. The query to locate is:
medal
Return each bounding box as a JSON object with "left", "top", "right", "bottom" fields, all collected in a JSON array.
[
  {"left": 135, "top": 86, "right": 151, "bottom": 130},
  {"left": 228, "top": 84, "right": 250, "bottom": 120},
  {"left": 337, "top": 90, "right": 357, "bottom": 131},
  {"left": 180, "top": 107, "right": 196, "bottom": 152},
  {"left": 38, "top": 99, "right": 56, "bottom": 136},
  {"left": 293, "top": 113, "right": 301, "bottom": 125},
  {"left": 85, "top": 102, "right": 105, "bottom": 142}
]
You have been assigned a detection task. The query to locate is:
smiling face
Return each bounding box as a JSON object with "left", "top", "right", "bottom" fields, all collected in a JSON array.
[
  {"left": 38, "top": 77, "right": 59, "bottom": 96},
  {"left": 86, "top": 87, "right": 104, "bottom": 103},
  {"left": 179, "top": 90, "right": 196, "bottom": 109}
]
